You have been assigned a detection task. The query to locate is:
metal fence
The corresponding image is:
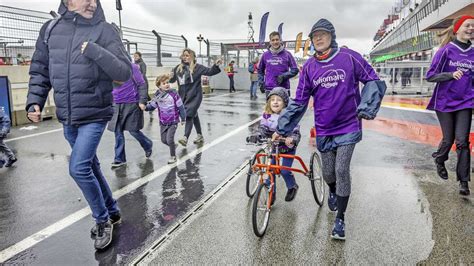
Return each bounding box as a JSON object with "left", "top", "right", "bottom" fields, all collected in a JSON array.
[
  {"left": 0, "top": 5, "right": 52, "bottom": 65},
  {"left": 375, "top": 66, "right": 434, "bottom": 95},
  {"left": 0, "top": 5, "right": 188, "bottom": 67}
]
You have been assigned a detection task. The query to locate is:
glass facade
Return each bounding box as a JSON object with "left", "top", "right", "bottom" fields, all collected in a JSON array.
[{"left": 370, "top": 0, "right": 453, "bottom": 63}]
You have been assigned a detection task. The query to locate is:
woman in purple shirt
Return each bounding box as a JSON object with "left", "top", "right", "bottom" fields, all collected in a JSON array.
[
  {"left": 426, "top": 15, "right": 474, "bottom": 196},
  {"left": 274, "top": 19, "right": 386, "bottom": 241}
]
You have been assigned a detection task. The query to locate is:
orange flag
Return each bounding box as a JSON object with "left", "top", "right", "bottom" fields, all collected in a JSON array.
[
  {"left": 303, "top": 38, "right": 311, "bottom": 57},
  {"left": 295, "top": 32, "right": 303, "bottom": 53}
]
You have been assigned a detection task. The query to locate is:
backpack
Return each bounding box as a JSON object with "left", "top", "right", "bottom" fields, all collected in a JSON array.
[{"left": 248, "top": 64, "right": 254, "bottom": 73}]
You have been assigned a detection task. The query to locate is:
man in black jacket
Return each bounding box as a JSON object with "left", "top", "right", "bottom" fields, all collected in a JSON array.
[{"left": 26, "top": 0, "right": 131, "bottom": 250}]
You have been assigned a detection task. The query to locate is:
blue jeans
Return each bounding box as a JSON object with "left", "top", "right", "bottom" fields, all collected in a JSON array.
[
  {"left": 270, "top": 149, "right": 297, "bottom": 192},
  {"left": 63, "top": 122, "right": 119, "bottom": 223},
  {"left": 114, "top": 129, "right": 153, "bottom": 163},
  {"left": 250, "top": 81, "right": 258, "bottom": 97}
]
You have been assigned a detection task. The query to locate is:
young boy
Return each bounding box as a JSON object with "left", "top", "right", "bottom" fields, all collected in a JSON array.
[
  {"left": 146, "top": 75, "right": 186, "bottom": 164},
  {"left": 0, "top": 107, "right": 17, "bottom": 168}
]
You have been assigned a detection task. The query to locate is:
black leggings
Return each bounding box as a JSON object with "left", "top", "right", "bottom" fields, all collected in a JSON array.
[
  {"left": 184, "top": 114, "right": 202, "bottom": 138},
  {"left": 434, "top": 108, "right": 472, "bottom": 182}
]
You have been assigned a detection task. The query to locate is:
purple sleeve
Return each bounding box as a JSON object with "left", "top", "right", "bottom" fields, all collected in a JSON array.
[
  {"left": 350, "top": 51, "right": 379, "bottom": 84},
  {"left": 294, "top": 62, "right": 313, "bottom": 105},
  {"left": 426, "top": 47, "right": 448, "bottom": 80},
  {"left": 172, "top": 91, "right": 184, "bottom": 107}
]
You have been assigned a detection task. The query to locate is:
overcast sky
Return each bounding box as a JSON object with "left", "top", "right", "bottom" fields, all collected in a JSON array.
[{"left": 3, "top": 0, "right": 395, "bottom": 55}]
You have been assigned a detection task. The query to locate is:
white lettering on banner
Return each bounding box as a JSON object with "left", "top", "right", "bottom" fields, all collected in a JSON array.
[{"left": 313, "top": 69, "right": 346, "bottom": 89}]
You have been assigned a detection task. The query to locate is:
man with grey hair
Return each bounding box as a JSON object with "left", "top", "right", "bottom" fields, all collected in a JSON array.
[{"left": 26, "top": 0, "right": 131, "bottom": 250}]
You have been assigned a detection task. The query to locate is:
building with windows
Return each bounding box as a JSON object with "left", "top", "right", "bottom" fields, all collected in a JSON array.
[{"left": 370, "top": 0, "right": 473, "bottom": 63}]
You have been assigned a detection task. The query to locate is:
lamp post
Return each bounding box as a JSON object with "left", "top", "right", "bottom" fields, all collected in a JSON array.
[
  {"left": 116, "top": 0, "right": 123, "bottom": 32},
  {"left": 197, "top": 34, "right": 204, "bottom": 64}
]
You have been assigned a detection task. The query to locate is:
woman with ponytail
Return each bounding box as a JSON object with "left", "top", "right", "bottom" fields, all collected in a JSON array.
[
  {"left": 170, "top": 49, "right": 222, "bottom": 146},
  {"left": 426, "top": 15, "right": 474, "bottom": 196}
]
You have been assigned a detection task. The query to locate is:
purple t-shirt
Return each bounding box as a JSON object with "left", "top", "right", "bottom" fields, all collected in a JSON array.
[
  {"left": 259, "top": 49, "right": 298, "bottom": 90},
  {"left": 426, "top": 42, "right": 474, "bottom": 112},
  {"left": 112, "top": 63, "right": 144, "bottom": 104},
  {"left": 149, "top": 90, "right": 184, "bottom": 125},
  {"left": 294, "top": 48, "right": 379, "bottom": 136}
]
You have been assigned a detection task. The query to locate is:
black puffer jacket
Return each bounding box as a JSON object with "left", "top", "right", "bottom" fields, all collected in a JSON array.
[{"left": 26, "top": 0, "right": 131, "bottom": 125}]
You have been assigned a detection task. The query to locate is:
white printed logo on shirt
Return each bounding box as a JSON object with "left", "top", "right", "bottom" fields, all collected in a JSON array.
[{"left": 313, "top": 69, "right": 346, "bottom": 89}]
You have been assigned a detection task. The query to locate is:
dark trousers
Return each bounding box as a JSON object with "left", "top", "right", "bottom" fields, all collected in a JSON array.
[
  {"left": 184, "top": 114, "right": 202, "bottom": 139},
  {"left": 434, "top": 109, "right": 472, "bottom": 181},
  {"left": 161, "top": 124, "right": 178, "bottom": 157},
  {"left": 228, "top": 75, "right": 235, "bottom": 92}
]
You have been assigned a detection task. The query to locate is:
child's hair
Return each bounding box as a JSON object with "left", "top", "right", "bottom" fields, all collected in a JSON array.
[
  {"left": 264, "top": 95, "right": 280, "bottom": 114},
  {"left": 155, "top": 74, "right": 170, "bottom": 87},
  {"left": 438, "top": 16, "right": 463, "bottom": 47}
]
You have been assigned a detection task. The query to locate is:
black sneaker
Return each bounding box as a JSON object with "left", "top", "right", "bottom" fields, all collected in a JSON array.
[
  {"left": 285, "top": 185, "right": 299, "bottom": 202},
  {"left": 4, "top": 158, "right": 17, "bottom": 167},
  {"left": 435, "top": 161, "right": 448, "bottom": 180},
  {"left": 460, "top": 181, "right": 470, "bottom": 196},
  {"left": 91, "top": 213, "right": 121, "bottom": 237},
  {"left": 145, "top": 149, "right": 152, "bottom": 158},
  {"left": 94, "top": 221, "right": 113, "bottom": 250}
]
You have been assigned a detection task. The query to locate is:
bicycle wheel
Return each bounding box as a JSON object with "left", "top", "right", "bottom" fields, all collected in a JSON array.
[
  {"left": 252, "top": 182, "right": 271, "bottom": 237},
  {"left": 246, "top": 148, "right": 266, "bottom": 198},
  {"left": 310, "top": 152, "right": 325, "bottom": 206}
]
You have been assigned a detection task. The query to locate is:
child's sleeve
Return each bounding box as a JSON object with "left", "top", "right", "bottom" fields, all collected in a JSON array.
[
  {"left": 145, "top": 97, "right": 157, "bottom": 111},
  {"left": 174, "top": 92, "right": 186, "bottom": 122}
]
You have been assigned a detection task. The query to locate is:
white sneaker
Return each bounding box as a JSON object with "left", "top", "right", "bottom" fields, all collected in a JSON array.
[
  {"left": 167, "top": 156, "right": 177, "bottom": 164},
  {"left": 178, "top": 137, "right": 188, "bottom": 146},
  {"left": 193, "top": 134, "right": 204, "bottom": 144}
]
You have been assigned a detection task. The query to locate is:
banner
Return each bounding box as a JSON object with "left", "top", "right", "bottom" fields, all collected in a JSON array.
[
  {"left": 258, "top": 12, "right": 270, "bottom": 47},
  {"left": 295, "top": 32, "right": 303, "bottom": 53},
  {"left": 303, "top": 38, "right": 311, "bottom": 57},
  {"left": 0, "top": 76, "right": 12, "bottom": 123},
  {"left": 278, "top": 23, "right": 284, "bottom": 39}
]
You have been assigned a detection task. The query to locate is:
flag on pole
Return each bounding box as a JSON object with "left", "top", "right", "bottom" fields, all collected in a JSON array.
[
  {"left": 278, "top": 23, "right": 284, "bottom": 39},
  {"left": 258, "top": 12, "right": 270, "bottom": 47},
  {"left": 295, "top": 32, "right": 303, "bottom": 53},
  {"left": 303, "top": 38, "right": 311, "bottom": 57}
]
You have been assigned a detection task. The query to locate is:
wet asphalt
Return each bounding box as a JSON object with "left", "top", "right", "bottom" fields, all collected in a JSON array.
[{"left": 0, "top": 90, "right": 473, "bottom": 264}]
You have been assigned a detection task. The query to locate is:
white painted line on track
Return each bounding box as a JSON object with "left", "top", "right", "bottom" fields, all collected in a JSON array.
[
  {"left": 5, "top": 128, "right": 63, "bottom": 143},
  {"left": 5, "top": 92, "right": 241, "bottom": 143},
  {"left": 0, "top": 117, "right": 261, "bottom": 263}
]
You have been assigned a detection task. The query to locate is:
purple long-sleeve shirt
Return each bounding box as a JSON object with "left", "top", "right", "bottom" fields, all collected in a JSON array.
[
  {"left": 426, "top": 42, "right": 474, "bottom": 112},
  {"left": 294, "top": 48, "right": 379, "bottom": 136},
  {"left": 112, "top": 63, "right": 145, "bottom": 104}
]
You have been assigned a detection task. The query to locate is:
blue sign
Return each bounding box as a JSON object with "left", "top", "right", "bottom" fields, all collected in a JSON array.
[{"left": 0, "top": 76, "right": 12, "bottom": 124}]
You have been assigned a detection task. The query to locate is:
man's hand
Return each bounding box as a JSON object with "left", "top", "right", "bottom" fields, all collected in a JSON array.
[
  {"left": 27, "top": 104, "right": 42, "bottom": 123},
  {"left": 215, "top": 59, "right": 223, "bottom": 66},
  {"left": 139, "top": 103, "right": 146, "bottom": 111},
  {"left": 81, "top": 42, "right": 88, "bottom": 54},
  {"left": 453, "top": 70, "right": 463, "bottom": 80}
]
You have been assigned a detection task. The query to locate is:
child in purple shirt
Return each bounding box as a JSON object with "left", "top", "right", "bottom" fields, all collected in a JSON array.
[
  {"left": 426, "top": 15, "right": 474, "bottom": 196},
  {"left": 146, "top": 74, "right": 186, "bottom": 164}
]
